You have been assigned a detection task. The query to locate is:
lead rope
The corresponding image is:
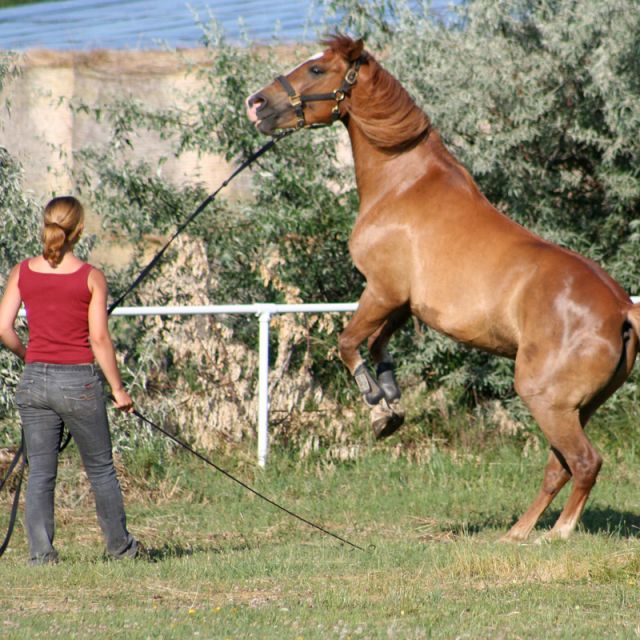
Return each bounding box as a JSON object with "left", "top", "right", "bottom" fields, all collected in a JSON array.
[
  {"left": 107, "top": 129, "right": 294, "bottom": 315},
  {"left": 1, "top": 127, "right": 364, "bottom": 556},
  {"left": 0, "top": 437, "right": 24, "bottom": 557},
  {"left": 129, "top": 402, "right": 365, "bottom": 551}
]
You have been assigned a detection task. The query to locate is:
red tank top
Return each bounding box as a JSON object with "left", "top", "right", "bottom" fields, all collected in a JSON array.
[{"left": 18, "top": 259, "right": 94, "bottom": 364}]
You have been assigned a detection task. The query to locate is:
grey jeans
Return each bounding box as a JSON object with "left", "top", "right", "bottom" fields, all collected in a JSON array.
[{"left": 16, "top": 362, "right": 137, "bottom": 564}]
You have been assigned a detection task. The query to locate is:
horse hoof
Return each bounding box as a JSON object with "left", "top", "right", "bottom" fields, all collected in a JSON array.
[{"left": 371, "top": 400, "right": 405, "bottom": 439}]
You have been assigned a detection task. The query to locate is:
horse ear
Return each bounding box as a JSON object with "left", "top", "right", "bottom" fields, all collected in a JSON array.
[{"left": 349, "top": 38, "right": 365, "bottom": 62}]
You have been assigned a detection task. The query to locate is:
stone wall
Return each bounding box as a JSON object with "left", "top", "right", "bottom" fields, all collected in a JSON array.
[{"left": 0, "top": 48, "right": 250, "bottom": 234}]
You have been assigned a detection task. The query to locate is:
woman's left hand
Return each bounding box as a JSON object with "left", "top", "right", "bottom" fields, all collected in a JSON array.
[{"left": 112, "top": 387, "right": 134, "bottom": 413}]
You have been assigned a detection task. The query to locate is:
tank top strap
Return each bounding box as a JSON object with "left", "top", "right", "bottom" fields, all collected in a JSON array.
[{"left": 79, "top": 262, "right": 94, "bottom": 279}]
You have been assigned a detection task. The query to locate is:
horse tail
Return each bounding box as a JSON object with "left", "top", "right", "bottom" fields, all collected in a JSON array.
[{"left": 626, "top": 303, "right": 640, "bottom": 340}]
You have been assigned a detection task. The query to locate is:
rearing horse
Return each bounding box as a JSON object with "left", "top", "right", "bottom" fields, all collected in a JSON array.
[{"left": 246, "top": 34, "right": 640, "bottom": 541}]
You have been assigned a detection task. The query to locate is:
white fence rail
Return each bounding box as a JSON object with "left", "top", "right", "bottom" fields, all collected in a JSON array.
[
  {"left": 20, "top": 296, "right": 640, "bottom": 465},
  {"left": 112, "top": 297, "right": 640, "bottom": 465},
  {"left": 113, "top": 303, "right": 358, "bottom": 466}
]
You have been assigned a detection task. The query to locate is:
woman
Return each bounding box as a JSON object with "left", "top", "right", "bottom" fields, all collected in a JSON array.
[{"left": 0, "top": 196, "right": 139, "bottom": 564}]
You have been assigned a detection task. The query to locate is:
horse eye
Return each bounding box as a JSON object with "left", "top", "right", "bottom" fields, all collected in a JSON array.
[{"left": 309, "top": 65, "right": 325, "bottom": 75}]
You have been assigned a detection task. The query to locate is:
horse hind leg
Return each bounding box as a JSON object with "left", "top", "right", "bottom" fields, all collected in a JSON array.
[
  {"left": 537, "top": 339, "right": 635, "bottom": 541},
  {"left": 541, "top": 422, "right": 602, "bottom": 542},
  {"left": 501, "top": 449, "right": 571, "bottom": 542},
  {"left": 523, "top": 326, "right": 636, "bottom": 542},
  {"left": 505, "top": 401, "right": 602, "bottom": 543}
]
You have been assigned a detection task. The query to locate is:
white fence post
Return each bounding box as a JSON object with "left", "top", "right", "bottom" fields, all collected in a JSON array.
[
  {"left": 257, "top": 304, "right": 276, "bottom": 467},
  {"left": 92, "top": 302, "right": 358, "bottom": 466}
]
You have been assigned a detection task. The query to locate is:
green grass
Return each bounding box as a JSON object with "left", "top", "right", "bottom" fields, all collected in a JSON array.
[{"left": 2, "top": 436, "right": 640, "bottom": 639}]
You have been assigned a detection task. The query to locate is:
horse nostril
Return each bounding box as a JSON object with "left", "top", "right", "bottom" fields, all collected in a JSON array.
[{"left": 248, "top": 93, "right": 268, "bottom": 111}]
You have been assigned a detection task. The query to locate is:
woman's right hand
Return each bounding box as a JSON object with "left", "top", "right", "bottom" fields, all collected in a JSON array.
[{"left": 112, "top": 387, "right": 134, "bottom": 413}]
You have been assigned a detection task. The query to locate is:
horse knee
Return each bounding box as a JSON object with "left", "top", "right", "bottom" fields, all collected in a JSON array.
[{"left": 338, "top": 331, "right": 359, "bottom": 363}]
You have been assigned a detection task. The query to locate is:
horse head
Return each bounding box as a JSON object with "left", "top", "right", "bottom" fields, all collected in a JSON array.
[{"left": 246, "top": 34, "right": 366, "bottom": 134}]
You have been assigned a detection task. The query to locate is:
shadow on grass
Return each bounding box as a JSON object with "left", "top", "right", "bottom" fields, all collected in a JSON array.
[
  {"left": 531, "top": 506, "right": 640, "bottom": 538},
  {"left": 132, "top": 541, "right": 252, "bottom": 562},
  {"left": 419, "top": 507, "right": 640, "bottom": 541},
  {"left": 573, "top": 507, "right": 640, "bottom": 538}
]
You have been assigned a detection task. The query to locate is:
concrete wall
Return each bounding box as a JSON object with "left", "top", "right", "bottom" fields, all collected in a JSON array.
[{"left": 0, "top": 48, "right": 249, "bottom": 234}]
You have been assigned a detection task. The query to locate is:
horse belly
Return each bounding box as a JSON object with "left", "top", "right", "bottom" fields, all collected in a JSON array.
[{"left": 411, "top": 298, "right": 520, "bottom": 358}]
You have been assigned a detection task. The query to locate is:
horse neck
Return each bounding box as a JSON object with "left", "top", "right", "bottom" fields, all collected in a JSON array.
[{"left": 344, "top": 117, "right": 435, "bottom": 211}]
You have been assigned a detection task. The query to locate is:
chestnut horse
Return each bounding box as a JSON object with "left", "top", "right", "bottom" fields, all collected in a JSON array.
[{"left": 246, "top": 34, "right": 640, "bottom": 542}]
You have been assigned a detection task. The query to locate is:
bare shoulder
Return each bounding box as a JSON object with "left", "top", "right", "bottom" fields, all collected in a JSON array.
[
  {"left": 87, "top": 266, "right": 108, "bottom": 292},
  {"left": 9, "top": 262, "right": 22, "bottom": 279},
  {"left": 4, "top": 262, "right": 23, "bottom": 288},
  {"left": 0, "top": 263, "right": 24, "bottom": 315}
]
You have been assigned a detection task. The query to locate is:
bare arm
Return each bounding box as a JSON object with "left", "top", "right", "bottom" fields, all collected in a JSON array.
[
  {"left": 0, "top": 265, "right": 27, "bottom": 361},
  {"left": 88, "top": 268, "right": 133, "bottom": 412}
]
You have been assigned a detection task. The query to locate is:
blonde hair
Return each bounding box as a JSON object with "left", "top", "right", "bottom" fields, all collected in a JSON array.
[{"left": 42, "top": 196, "right": 85, "bottom": 267}]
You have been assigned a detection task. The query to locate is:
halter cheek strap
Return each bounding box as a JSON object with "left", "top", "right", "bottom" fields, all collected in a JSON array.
[
  {"left": 276, "top": 59, "right": 361, "bottom": 129},
  {"left": 276, "top": 74, "right": 306, "bottom": 129}
]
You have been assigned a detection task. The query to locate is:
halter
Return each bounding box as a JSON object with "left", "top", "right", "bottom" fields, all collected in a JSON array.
[{"left": 276, "top": 59, "right": 362, "bottom": 129}]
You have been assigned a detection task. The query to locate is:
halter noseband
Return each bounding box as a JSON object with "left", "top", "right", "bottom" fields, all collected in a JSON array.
[{"left": 275, "top": 59, "right": 361, "bottom": 129}]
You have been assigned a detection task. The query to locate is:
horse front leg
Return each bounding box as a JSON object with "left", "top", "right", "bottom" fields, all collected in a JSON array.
[
  {"left": 367, "top": 304, "right": 410, "bottom": 402},
  {"left": 338, "top": 290, "right": 407, "bottom": 438}
]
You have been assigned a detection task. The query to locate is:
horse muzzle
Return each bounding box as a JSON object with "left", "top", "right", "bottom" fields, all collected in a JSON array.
[
  {"left": 246, "top": 90, "right": 301, "bottom": 135},
  {"left": 245, "top": 92, "right": 266, "bottom": 124}
]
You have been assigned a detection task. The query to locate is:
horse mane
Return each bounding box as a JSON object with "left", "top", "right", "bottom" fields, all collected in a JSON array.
[{"left": 322, "top": 34, "right": 431, "bottom": 152}]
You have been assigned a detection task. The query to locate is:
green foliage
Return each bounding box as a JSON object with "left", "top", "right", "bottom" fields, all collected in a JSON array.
[
  {"left": 385, "top": 0, "right": 640, "bottom": 281},
  {"left": 0, "top": 147, "right": 38, "bottom": 435},
  {"left": 3, "top": 1, "right": 640, "bottom": 448}
]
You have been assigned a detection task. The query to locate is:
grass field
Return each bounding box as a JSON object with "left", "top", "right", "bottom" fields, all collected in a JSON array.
[{"left": 2, "top": 429, "right": 640, "bottom": 639}]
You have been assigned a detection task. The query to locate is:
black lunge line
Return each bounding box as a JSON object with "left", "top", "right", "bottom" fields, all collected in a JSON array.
[
  {"left": 108, "top": 130, "right": 293, "bottom": 314},
  {"left": 0, "top": 438, "right": 25, "bottom": 556},
  {"left": 130, "top": 404, "right": 365, "bottom": 552}
]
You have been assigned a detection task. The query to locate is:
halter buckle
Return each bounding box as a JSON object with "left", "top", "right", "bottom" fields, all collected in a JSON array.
[
  {"left": 344, "top": 67, "right": 358, "bottom": 85},
  {"left": 334, "top": 89, "right": 346, "bottom": 102},
  {"left": 288, "top": 94, "right": 302, "bottom": 108}
]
